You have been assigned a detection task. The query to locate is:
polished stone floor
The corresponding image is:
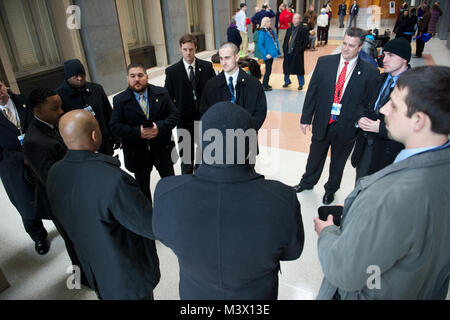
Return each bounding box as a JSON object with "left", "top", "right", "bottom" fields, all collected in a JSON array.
[{"left": 1, "top": 26, "right": 449, "bottom": 300}]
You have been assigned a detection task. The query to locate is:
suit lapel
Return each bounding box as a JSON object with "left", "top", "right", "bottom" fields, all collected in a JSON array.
[
  {"left": 11, "top": 94, "right": 29, "bottom": 130},
  {"left": 125, "top": 88, "right": 147, "bottom": 119},
  {"left": 147, "top": 87, "right": 162, "bottom": 120},
  {"left": 177, "top": 59, "right": 192, "bottom": 87}
]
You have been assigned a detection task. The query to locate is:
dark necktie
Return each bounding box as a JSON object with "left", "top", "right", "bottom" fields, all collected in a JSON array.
[
  {"left": 375, "top": 77, "right": 394, "bottom": 112},
  {"left": 189, "top": 65, "right": 194, "bottom": 83},
  {"left": 228, "top": 76, "right": 236, "bottom": 103}
]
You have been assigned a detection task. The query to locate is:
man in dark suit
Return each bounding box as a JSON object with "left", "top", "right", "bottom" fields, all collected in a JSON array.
[
  {"left": 165, "top": 34, "right": 216, "bottom": 174},
  {"left": 293, "top": 28, "right": 379, "bottom": 205},
  {"left": 338, "top": 0, "right": 347, "bottom": 28},
  {"left": 200, "top": 42, "right": 267, "bottom": 133},
  {"left": 47, "top": 109, "right": 160, "bottom": 300},
  {"left": 153, "top": 102, "right": 304, "bottom": 299},
  {"left": 22, "top": 88, "right": 84, "bottom": 271},
  {"left": 110, "top": 63, "right": 180, "bottom": 204},
  {"left": 0, "top": 78, "right": 49, "bottom": 254},
  {"left": 351, "top": 38, "right": 410, "bottom": 181},
  {"left": 56, "top": 59, "right": 119, "bottom": 156},
  {"left": 348, "top": 0, "right": 359, "bottom": 27}
]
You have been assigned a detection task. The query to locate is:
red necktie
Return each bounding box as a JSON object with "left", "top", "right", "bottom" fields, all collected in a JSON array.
[{"left": 329, "top": 61, "right": 349, "bottom": 124}]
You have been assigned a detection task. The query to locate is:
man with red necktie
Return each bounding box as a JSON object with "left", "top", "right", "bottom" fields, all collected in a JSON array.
[{"left": 293, "top": 28, "right": 379, "bottom": 205}]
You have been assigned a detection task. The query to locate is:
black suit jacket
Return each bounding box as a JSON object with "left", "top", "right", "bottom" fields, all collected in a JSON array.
[
  {"left": 0, "top": 93, "right": 36, "bottom": 220},
  {"left": 351, "top": 73, "right": 404, "bottom": 172},
  {"left": 338, "top": 4, "right": 347, "bottom": 16},
  {"left": 110, "top": 85, "right": 180, "bottom": 172},
  {"left": 56, "top": 80, "right": 116, "bottom": 155},
  {"left": 22, "top": 118, "right": 67, "bottom": 219},
  {"left": 165, "top": 58, "right": 216, "bottom": 128},
  {"left": 200, "top": 69, "right": 267, "bottom": 131},
  {"left": 349, "top": 4, "right": 359, "bottom": 16},
  {"left": 301, "top": 54, "right": 379, "bottom": 143},
  {"left": 47, "top": 150, "right": 160, "bottom": 299},
  {"left": 153, "top": 164, "right": 304, "bottom": 299}
]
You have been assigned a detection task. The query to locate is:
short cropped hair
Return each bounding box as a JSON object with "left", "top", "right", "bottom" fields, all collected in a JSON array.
[
  {"left": 28, "top": 88, "right": 58, "bottom": 110},
  {"left": 396, "top": 66, "right": 450, "bottom": 135},
  {"left": 127, "top": 63, "right": 145, "bottom": 74},
  {"left": 345, "top": 27, "right": 365, "bottom": 46},
  {"left": 179, "top": 33, "right": 198, "bottom": 47},
  {"left": 219, "top": 42, "right": 239, "bottom": 55},
  {"left": 240, "top": 3, "right": 247, "bottom": 9}
]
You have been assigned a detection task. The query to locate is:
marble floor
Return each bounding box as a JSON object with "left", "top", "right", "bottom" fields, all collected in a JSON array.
[{"left": 1, "top": 26, "right": 449, "bottom": 300}]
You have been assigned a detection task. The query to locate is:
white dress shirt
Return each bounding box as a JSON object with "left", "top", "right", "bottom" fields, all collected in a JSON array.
[
  {"left": 336, "top": 54, "right": 359, "bottom": 99},
  {"left": 224, "top": 68, "right": 240, "bottom": 97},
  {"left": 236, "top": 10, "right": 247, "bottom": 33},
  {"left": 183, "top": 58, "right": 196, "bottom": 79}
]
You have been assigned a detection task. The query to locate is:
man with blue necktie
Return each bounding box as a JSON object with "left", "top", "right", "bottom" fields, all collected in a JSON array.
[
  {"left": 351, "top": 38, "right": 411, "bottom": 181},
  {"left": 199, "top": 42, "right": 267, "bottom": 134},
  {"left": 110, "top": 63, "right": 180, "bottom": 204}
]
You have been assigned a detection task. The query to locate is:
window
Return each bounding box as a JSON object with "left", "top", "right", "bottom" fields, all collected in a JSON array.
[
  {"left": 117, "top": 0, "right": 149, "bottom": 48},
  {"left": 0, "top": 0, "right": 61, "bottom": 75},
  {"left": 188, "top": 0, "right": 201, "bottom": 33}
]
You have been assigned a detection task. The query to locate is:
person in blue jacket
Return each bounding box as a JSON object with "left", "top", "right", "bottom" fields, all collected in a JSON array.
[{"left": 258, "top": 17, "right": 281, "bottom": 91}]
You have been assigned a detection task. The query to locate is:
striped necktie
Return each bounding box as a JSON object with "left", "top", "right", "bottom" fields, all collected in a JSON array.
[
  {"left": 139, "top": 94, "right": 149, "bottom": 119},
  {"left": 2, "top": 108, "right": 20, "bottom": 129}
]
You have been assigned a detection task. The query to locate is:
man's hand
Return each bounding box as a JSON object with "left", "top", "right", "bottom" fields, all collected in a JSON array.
[
  {"left": 300, "top": 124, "right": 311, "bottom": 135},
  {"left": 358, "top": 117, "right": 380, "bottom": 133},
  {"left": 141, "top": 123, "right": 159, "bottom": 140},
  {"left": 147, "top": 122, "right": 159, "bottom": 139},
  {"left": 314, "top": 214, "right": 335, "bottom": 236}
]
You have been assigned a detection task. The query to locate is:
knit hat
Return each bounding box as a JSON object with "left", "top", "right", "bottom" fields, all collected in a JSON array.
[
  {"left": 201, "top": 101, "right": 256, "bottom": 166},
  {"left": 64, "top": 59, "right": 86, "bottom": 80},
  {"left": 383, "top": 38, "right": 411, "bottom": 62}
]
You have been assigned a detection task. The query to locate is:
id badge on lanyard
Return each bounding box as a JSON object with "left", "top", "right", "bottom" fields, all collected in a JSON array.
[
  {"left": 84, "top": 105, "right": 96, "bottom": 116},
  {"left": 331, "top": 103, "right": 342, "bottom": 121}
]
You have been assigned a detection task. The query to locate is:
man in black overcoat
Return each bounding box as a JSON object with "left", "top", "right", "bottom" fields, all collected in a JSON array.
[
  {"left": 0, "top": 78, "right": 48, "bottom": 253},
  {"left": 200, "top": 42, "right": 267, "bottom": 133},
  {"left": 165, "top": 34, "right": 216, "bottom": 174},
  {"left": 153, "top": 101, "right": 304, "bottom": 300},
  {"left": 351, "top": 38, "right": 410, "bottom": 181},
  {"left": 282, "top": 13, "right": 309, "bottom": 90},
  {"left": 47, "top": 109, "right": 160, "bottom": 300},
  {"left": 56, "top": 59, "right": 119, "bottom": 156},
  {"left": 110, "top": 63, "right": 180, "bottom": 204},
  {"left": 293, "top": 28, "right": 379, "bottom": 205},
  {"left": 22, "top": 88, "right": 84, "bottom": 271}
]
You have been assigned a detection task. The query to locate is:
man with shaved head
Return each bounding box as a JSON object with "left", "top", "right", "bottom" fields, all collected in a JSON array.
[{"left": 47, "top": 110, "right": 160, "bottom": 300}]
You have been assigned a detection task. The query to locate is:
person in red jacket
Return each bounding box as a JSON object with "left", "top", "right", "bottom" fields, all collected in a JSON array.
[{"left": 278, "top": 3, "right": 294, "bottom": 57}]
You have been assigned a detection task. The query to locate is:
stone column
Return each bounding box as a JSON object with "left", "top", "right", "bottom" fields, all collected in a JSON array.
[{"left": 74, "top": 0, "right": 128, "bottom": 95}]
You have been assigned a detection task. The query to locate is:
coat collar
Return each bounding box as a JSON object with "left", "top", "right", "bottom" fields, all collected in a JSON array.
[
  {"left": 60, "top": 80, "right": 93, "bottom": 97},
  {"left": 194, "top": 164, "right": 262, "bottom": 183},
  {"left": 63, "top": 149, "right": 121, "bottom": 167},
  {"left": 123, "top": 85, "right": 166, "bottom": 102}
]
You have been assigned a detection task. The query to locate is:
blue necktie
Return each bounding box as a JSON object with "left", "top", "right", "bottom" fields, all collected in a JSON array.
[{"left": 228, "top": 76, "right": 236, "bottom": 103}]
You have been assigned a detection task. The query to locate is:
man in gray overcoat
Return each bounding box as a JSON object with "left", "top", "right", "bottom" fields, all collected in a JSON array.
[{"left": 314, "top": 66, "right": 450, "bottom": 300}]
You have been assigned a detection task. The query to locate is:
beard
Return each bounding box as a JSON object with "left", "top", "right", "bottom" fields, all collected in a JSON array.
[{"left": 129, "top": 82, "right": 148, "bottom": 94}]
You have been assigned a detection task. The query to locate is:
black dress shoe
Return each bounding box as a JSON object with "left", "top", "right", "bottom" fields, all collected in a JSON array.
[
  {"left": 293, "top": 184, "right": 312, "bottom": 193},
  {"left": 263, "top": 87, "right": 272, "bottom": 91},
  {"left": 298, "top": 86, "right": 303, "bottom": 90},
  {"left": 268, "top": 85, "right": 272, "bottom": 89},
  {"left": 35, "top": 239, "right": 50, "bottom": 255},
  {"left": 323, "top": 193, "right": 335, "bottom": 205}
]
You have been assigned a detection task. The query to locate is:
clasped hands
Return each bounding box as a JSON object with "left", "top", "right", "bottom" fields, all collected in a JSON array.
[{"left": 140, "top": 123, "right": 158, "bottom": 140}]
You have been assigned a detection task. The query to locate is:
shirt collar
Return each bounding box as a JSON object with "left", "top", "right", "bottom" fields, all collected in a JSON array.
[
  {"left": 339, "top": 54, "right": 358, "bottom": 69},
  {"left": 133, "top": 88, "right": 148, "bottom": 101},
  {"left": 394, "top": 141, "right": 450, "bottom": 163},
  {"left": 183, "top": 58, "right": 196, "bottom": 71},
  {"left": 34, "top": 115, "right": 54, "bottom": 129},
  {"left": 0, "top": 96, "right": 12, "bottom": 109},
  {"left": 224, "top": 68, "right": 240, "bottom": 84}
]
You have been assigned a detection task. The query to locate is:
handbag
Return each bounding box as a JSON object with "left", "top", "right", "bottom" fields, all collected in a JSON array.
[{"left": 420, "top": 33, "right": 431, "bottom": 42}]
